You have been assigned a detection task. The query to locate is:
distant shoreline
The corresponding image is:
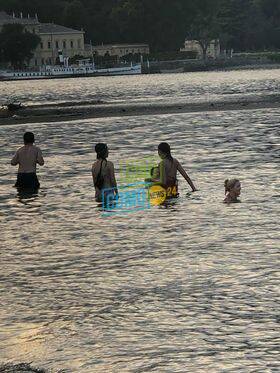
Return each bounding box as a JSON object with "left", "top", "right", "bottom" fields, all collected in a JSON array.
[
  {"left": 1, "top": 94, "right": 280, "bottom": 126},
  {"left": 147, "top": 60, "right": 280, "bottom": 74}
]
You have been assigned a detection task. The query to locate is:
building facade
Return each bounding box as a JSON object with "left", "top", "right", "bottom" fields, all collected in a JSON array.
[
  {"left": 34, "top": 23, "right": 84, "bottom": 66},
  {"left": 0, "top": 11, "right": 150, "bottom": 67},
  {"left": 0, "top": 11, "right": 84, "bottom": 67},
  {"left": 85, "top": 43, "right": 150, "bottom": 58},
  {"left": 180, "top": 39, "right": 220, "bottom": 59}
]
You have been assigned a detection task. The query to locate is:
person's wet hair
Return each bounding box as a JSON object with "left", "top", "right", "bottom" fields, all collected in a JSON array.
[
  {"left": 158, "top": 142, "right": 173, "bottom": 161},
  {"left": 23, "top": 132, "right": 35, "bottom": 144},
  {"left": 95, "top": 143, "right": 108, "bottom": 159},
  {"left": 224, "top": 179, "right": 240, "bottom": 194}
]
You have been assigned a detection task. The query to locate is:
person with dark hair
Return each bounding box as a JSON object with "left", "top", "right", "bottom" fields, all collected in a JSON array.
[
  {"left": 92, "top": 143, "right": 118, "bottom": 202},
  {"left": 11, "top": 132, "right": 44, "bottom": 190},
  {"left": 157, "top": 142, "right": 197, "bottom": 195},
  {"left": 224, "top": 179, "right": 241, "bottom": 203}
]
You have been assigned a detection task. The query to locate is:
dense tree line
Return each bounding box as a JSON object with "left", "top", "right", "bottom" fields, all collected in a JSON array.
[
  {"left": 0, "top": 0, "right": 279, "bottom": 52},
  {"left": 0, "top": 24, "right": 40, "bottom": 67}
]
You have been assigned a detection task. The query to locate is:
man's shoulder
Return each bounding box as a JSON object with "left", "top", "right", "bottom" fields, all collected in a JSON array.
[
  {"left": 19, "top": 144, "right": 40, "bottom": 151},
  {"left": 33, "top": 145, "right": 42, "bottom": 151},
  {"left": 17, "top": 145, "right": 26, "bottom": 153}
]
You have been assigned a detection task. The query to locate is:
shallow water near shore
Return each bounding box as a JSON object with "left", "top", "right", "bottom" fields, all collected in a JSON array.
[{"left": 0, "top": 71, "right": 280, "bottom": 372}]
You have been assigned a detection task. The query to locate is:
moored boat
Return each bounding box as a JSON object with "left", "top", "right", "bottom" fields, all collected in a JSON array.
[{"left": 0, "top": 62, "right": 142, "bottom": 81}]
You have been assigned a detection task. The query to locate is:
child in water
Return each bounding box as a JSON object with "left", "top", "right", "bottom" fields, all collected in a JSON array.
[
  {"left": 224, "top": 179, "right": 241, "bottom": 203},
  {"left": 145, "top": 166, "right": 160, "bottom": 183},
  {"left": 146, "top": 165, "right": 179, "bottom": 199}
]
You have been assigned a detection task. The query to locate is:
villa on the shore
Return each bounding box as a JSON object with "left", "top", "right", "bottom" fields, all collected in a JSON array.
[
  {"left": 0, "top": 11, "right": 149, "bottom": 67},
  {"left": 85, "top": 43, "right": 149, "bottom": 58},
  {"left": 0, "top": 11, "right": 85, "bottom": 67},
  {"left": 180, "top": 39, "right": 221, "bottom": 59}
]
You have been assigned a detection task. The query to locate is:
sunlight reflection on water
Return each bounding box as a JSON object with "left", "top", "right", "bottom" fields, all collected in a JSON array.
[
  {"left": 0, "top": 74, "right": 279, "bottom": 371},
  {"left": 1, "top": 68, "right": 280, "bottom": 106}
]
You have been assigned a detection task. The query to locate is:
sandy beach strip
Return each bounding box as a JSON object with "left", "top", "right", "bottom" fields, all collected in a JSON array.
[{"left": 0, "top": 96, "right": 280, "bottom": 125}]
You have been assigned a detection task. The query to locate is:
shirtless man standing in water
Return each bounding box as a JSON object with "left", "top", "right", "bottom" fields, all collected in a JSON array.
[{"left": 11, "top": 132, "right": 44, "bottom": 190}]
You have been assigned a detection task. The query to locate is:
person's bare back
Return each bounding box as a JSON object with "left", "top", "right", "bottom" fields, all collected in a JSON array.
[
  {"left": 92, "top": 143, "right": 118, "bottom": 202},
  {"left": 11, "top": 132, "right": 44, "bottom": 190},
  {"left": 11, "top": 144, "right": 44, "bottom": 173}
]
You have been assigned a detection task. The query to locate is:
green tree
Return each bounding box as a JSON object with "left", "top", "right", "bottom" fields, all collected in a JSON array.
[
  {"left": 0, "top": 23, "right": 40, "bottom": 68},
  {"left": 1, "top": 0, "right": 280, "bottom": 53},
  {"left": 110, "top": 0, "right": 194, "bottom": 52},
  {"left": 259, "top": 0, "right": 280, "bottom": 49},
  {"left": 187, "top": 0, "right": 222, "bottom": 60},
  {"left": 219, "top": 0, "right": 266, "bottom": 51},
  {"left": 63, "top": 0, "right": 86, "bottom": 30}
]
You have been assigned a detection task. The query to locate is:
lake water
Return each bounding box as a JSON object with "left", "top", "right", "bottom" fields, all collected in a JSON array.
[
  {"left": 0, "top": 70, "right": 279, "bottom": 372},
  {"left": 1, "top": 69, "right": 280, "bottom": 107}
]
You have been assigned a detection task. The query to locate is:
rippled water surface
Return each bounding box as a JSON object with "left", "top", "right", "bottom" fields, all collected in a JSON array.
[
  {"left": 0, "top": 72, "right": 280, "bottom": 372},
  {"left": 1, "top": 68, "right": 280, "bottom": 106}
]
